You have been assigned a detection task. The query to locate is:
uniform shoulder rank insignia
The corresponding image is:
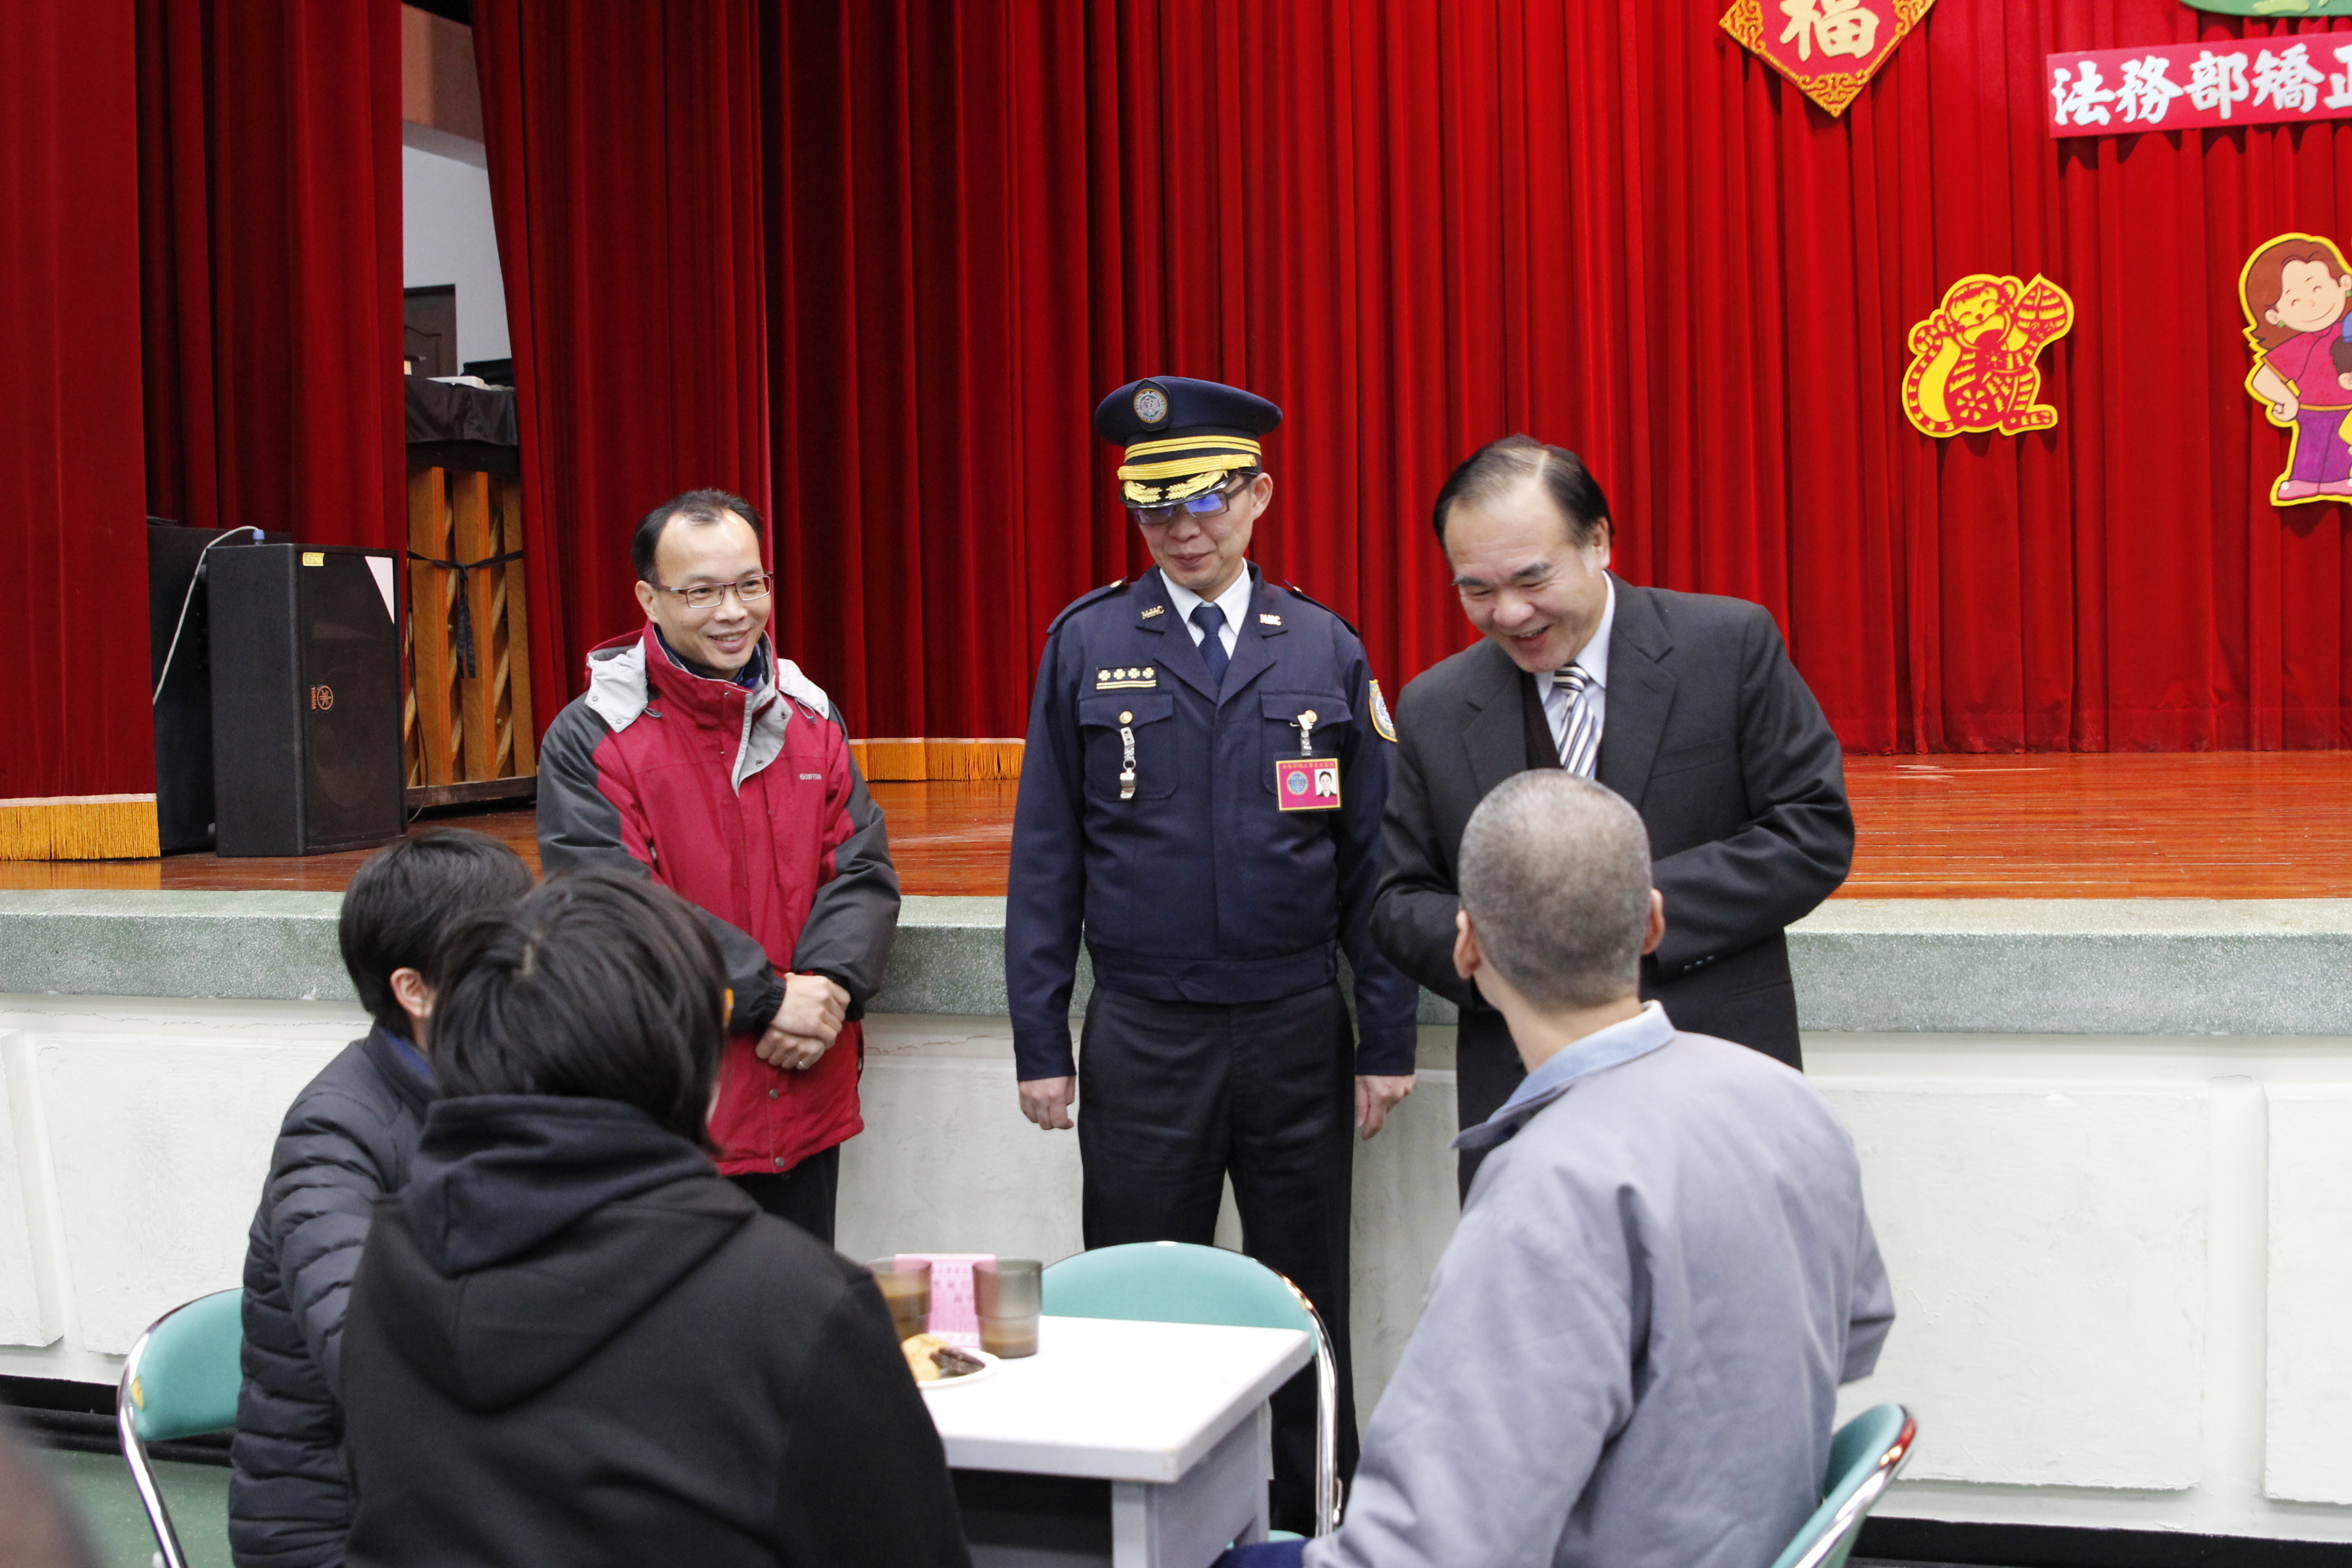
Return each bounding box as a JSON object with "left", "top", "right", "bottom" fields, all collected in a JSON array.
[
  {"left": 1096, "top": 665, "right": 1158, "bottom": 690},
  {"left": 1282, "top": 581, "right": 1363, "bottom": 638},
  {"left": 1369, "top": 679, "right": 1397, "bottom": 742},
  {"left": 1047, "top": 577, "right": 1130, "bottom": 634}
]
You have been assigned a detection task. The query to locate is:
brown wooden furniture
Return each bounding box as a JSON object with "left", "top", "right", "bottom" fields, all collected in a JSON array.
[{"left": 405, "top": 465, "right": 535, "bottom": 804}]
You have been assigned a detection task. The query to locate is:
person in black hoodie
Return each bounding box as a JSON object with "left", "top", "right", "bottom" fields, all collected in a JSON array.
[
  {"left": 232, "top": 828, "right": 534, "bottom": 1568},
  {"left": 337, "top": 870, "right": 970, "bottom": 1568}
]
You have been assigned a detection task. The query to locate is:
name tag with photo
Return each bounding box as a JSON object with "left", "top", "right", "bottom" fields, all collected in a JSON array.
[{"left": 1275, "top": 756, "right": 1341, "bottom": 811}]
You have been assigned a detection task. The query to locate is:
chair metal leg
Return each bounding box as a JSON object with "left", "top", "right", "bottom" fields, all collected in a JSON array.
[
  {"left": 117, "top": 1332, "right": 191, "bottom": 1568},
  {"left": 1267, "top": 1268, "right": 1343, "bottom": 1536},
  {"left": 1788, "top": 1406, "right": 1917, "bottom": 1568}
]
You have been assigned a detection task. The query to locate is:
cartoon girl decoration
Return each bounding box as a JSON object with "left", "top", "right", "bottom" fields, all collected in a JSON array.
[{"left": 2238, "top": 232, "right": 2352, "bottom": 505}]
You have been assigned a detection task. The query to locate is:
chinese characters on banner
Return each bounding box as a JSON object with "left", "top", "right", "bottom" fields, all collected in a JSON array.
[
  {"left": 1720, "top": 0, "right": 1937, "bottom": 117},
  {"left": 2049, "top": 39, "right": 2352, "bottom": 136},
  {"left": 1901, "top": 275, "right": 2076, "bottom": 438}
]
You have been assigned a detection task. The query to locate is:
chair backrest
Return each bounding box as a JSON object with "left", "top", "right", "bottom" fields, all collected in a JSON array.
[
  {"left": 123, "top": 1288, "right": 244, "bottom": 1444},
  {"left": 1767, "top": 1403, "right": 1916, "bottom": 1568},
  {"left": 1043, "top": 1241, "right": 1315, "bottom": 1341}
]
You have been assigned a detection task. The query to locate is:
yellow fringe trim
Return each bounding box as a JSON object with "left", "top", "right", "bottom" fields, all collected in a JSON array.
[
  {"left": 1122, "top": 434, "right": 1262, "bottom": 460},
  {"left": 0, "top": 795, "right": 162, "bottom": 861},
  {"left": 1117, "top": 451, "right": 1259, "bottom": 481},
  {"left": 849, "top": 740, "right": 1025, "bottom": 782}
]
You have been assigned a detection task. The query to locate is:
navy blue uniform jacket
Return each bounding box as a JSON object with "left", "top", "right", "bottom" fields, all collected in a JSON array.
[{"left": 1007, "top": 567, "right": 1421, "bottom": 1081}]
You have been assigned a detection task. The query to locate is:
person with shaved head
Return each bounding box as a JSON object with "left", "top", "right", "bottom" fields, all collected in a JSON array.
[{"left": 1228, "top": 771, "right": 1892, "bottom": 1568}]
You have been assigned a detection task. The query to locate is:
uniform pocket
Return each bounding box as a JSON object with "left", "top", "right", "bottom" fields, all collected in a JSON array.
[
  {"left": 1259, "top": 691, "right": 1353, "bottom": 794},
  {"left": 1078, "top": 691, "right": 1178, "bottom": 802}
]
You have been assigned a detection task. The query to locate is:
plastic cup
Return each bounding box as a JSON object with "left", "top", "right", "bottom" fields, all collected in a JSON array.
[
  {"left": 867, "top": 1258, "right": 932, "bottom": 1341},
  {"left": 974, "top": 1259, "right": 1041, "bottom": 1358}
]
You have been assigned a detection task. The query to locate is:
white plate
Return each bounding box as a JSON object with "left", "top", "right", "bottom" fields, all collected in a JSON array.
[{"left": 916, "top": 1346, "right": 1000, "bottom": 1390}]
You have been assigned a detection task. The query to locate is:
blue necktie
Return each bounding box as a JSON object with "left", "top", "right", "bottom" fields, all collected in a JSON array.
[{"left": 1191, "top": 603, "right": 1230, "bottom": 688}]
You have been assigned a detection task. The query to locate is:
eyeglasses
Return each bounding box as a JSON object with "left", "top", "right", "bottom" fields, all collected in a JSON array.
[
  {"left": 650, "top": 572, "right": 774, "bottom": 611},
  {"left": 1127, "top": 473, "right": 1254, "bottom": 528}
]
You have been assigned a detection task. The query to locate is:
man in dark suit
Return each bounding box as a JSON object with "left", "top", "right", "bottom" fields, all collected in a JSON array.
[{"left": 1372, "top": 435, "right": 1852, "bottom": 1194}]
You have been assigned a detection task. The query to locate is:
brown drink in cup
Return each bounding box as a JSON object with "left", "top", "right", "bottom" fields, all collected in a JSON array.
[
  {"left": 974, "top": 1258, "right": 1042, "bottom": 1358},
  {"left": 867, "top": 1258, "right": 932, "bottom": 1342}
]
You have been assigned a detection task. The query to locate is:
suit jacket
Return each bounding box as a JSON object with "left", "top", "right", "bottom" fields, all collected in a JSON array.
[{"left": 1373, "top": 577, "right": 1853, "bottom": 1116}]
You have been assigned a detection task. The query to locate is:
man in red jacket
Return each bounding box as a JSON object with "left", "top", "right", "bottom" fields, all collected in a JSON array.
[{"left": 537, "top": 489, "right": 900, "bottom": 1242}]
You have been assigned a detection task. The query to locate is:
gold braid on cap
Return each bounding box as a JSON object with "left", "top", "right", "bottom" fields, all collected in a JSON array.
[
  {"left": 1122, "top": 469, "right": 1231, "bottom": 506},
  {"left": 1117, "top": 436, "right": 1263, "bottom": 506}
]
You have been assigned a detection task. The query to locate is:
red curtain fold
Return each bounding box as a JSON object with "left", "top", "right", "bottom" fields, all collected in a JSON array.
[
  {"left": 473, "top": 0, "right": 770, "bottom": 725},
  {"left": 476, "top": 0, "right": 2352, "bottom": 750},
  {"left": 762, "top": 0, "right": 2352, "bottom": 750},
  {"left": 137, "top": 0, "right": 404, "bottom": 554},
  {"left": 0, "top": 1, "right": 153, "bottom": 804}
]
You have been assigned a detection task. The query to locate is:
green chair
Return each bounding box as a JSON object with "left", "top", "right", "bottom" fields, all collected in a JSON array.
[
  {"left": 1042, "top": 1241, "right": 1340, "bottom": 1537},
  {"left": 1768, "top": 1402, "right": 1917, "bottom": 1568},
  {"left": 118, "top": 1287, "right": 244, "bottom": 1568}
]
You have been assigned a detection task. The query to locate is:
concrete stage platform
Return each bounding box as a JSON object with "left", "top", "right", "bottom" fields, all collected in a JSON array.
[{"left": 5, "top": 753, "right": 2352, "bottom": 1548}]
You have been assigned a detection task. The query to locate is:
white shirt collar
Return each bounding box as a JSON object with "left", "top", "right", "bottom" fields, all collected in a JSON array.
[
  {"left": 1544, "top": 572, "right": 1616, "bottom": 692},
  {"left": 1161, "top": 564, "right": 1257, "bottom": 634}
]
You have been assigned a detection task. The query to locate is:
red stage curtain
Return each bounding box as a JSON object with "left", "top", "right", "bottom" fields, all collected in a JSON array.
[
  {"left": 0, "top": 2, "right": 157, "bottom": 854},
  {"left": 762, "top": 0, "right": 2352, "bottom": 751},
  {"left": 136, "top": 0, "right": 404, "bottom": 554},
  {"left": 473, "top": 0, "right": 770, "bottom": 724},
  {"left": 471, "top": 1, "right": 2352, "bottom": 749}
]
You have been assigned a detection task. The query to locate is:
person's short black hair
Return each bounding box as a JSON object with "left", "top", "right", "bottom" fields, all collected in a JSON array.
[
  {"left": 339, "top": 829, "right": 534, "bottom": 1038},
  {"left": 632, "top": 489, "right": 764, "bottom": 584},
  {"left": 428, "top": 871, "right": 728, "bottom": 1147},
  {"left": 1431, "top": 434, "right": 1612, "bottom": 549}
]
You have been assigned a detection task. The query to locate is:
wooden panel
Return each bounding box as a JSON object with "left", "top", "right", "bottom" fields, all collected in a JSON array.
[
  {"left": 12, "top": 753, "right": 2352, "bottom": 900},
  {"left": 1841, "top": 753, "right": 2352, "bottom": 898},
  {"left": 497, "top": 476, "right": 535, "bottom": 774},
  {"left": 406, "top": 467, "right": 459, "bottom": 787},
  {"left": 450, "top": 471, "right": 499, "bottom": 781}
]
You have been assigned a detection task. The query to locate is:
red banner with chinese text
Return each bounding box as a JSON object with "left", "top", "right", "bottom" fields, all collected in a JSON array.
[{"left": 2049, "top": 38, "right": 2352, "bottom": 137}]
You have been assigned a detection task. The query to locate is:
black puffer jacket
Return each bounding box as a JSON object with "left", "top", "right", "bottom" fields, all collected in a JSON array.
[
  {"left": 230, "top": 1028, "right": 430, "bottom": 1568},
  {"left": 340, "top": 1096, "right": 971, "bottom": 1568}
]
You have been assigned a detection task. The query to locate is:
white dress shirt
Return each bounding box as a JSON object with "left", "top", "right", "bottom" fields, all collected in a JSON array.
[
  {"left": 1161, "top": 566, "right": 1255, "bottom": 659},
  {"left": 1538, "top": 573, "right": 1616, "bottom": 761}
]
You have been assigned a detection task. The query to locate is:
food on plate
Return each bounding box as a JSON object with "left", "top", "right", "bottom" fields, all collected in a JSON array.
[{"left": 901, "top": 1333, "right": 987, "bottom": 1382}]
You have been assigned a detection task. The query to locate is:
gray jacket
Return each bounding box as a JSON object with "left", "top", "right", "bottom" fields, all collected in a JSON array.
[{"left": 1311, "top": 1012, "right": 1893, "bottom": 1568}]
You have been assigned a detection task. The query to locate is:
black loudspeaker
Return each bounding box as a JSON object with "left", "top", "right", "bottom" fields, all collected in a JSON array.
[
  {"left": 208, "top": 544, "right": 407, "bottom": 857},
  {"left": 147, "top": 521, "right": 288, "bottom": 853}
]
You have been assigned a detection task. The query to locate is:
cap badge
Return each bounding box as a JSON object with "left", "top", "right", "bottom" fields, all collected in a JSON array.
[{"left": 1133, "top": 384, "right": 1170, "bottom": 424}]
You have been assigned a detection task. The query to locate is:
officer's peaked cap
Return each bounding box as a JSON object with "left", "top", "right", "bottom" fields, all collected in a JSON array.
[{"left": 1094, "top": 376, "right": 1282, "bottom": 507}]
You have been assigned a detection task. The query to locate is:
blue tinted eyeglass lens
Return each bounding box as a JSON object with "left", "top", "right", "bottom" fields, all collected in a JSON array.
[{"left": 1183, "top": 489, "right": 1232, "bottom": 515}]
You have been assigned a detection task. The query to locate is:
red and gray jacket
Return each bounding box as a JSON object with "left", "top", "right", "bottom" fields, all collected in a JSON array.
[{"left": 536, "top": 626, "right": 899, "bottom": 1174}]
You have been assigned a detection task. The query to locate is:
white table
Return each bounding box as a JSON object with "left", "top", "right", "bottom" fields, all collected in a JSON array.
[{"left": 924, "top": 1313, "right": 1313, "bottom": 1568}]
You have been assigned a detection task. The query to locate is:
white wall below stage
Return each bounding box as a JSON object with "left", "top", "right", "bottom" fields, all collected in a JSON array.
[{"left": 9, "top": 995, "right": 2352, "bottom": 1545}]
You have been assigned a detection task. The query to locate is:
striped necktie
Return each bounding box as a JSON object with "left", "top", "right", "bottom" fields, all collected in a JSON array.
[{"left": 1547, "top": 665, "right": 1600, "bottom": 777}]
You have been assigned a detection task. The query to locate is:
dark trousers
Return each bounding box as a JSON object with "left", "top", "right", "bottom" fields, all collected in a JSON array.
[
  {"left": 1076, "top": 982, "right": 1359, "bottom": 1536},
  {"left": 730, "top": 1144, "right": 841, "bottom": 1246}
]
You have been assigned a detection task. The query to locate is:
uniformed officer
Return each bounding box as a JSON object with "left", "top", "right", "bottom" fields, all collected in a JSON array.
[{"left": 1006, "top": 375, "right": 1422, "bottom": 1530}]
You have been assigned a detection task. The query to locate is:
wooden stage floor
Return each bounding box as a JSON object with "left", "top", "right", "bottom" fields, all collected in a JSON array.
[{"left": 2, "top": 753, "right": 2346, "bottom": 899}]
